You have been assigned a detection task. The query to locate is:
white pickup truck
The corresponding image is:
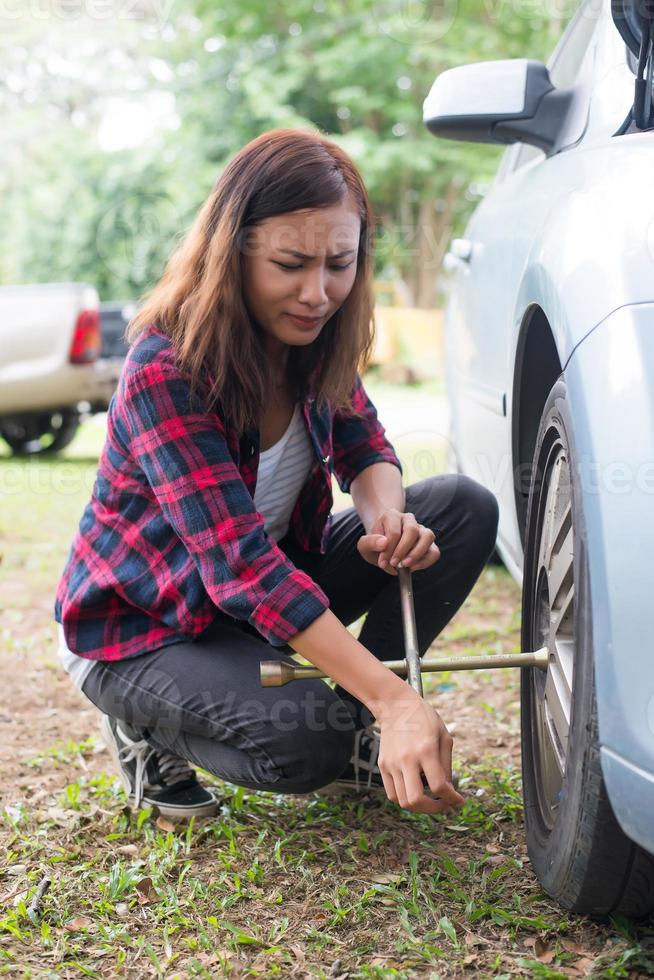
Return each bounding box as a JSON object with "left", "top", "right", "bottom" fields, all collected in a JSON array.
[{"left": 0, "top": 283, "right": 125, "bottom": 455}]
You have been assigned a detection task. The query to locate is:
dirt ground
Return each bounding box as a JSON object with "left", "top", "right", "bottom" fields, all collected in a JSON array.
[
  {"left": 1, "top": 417, "right": 653, "bottom": 977},
  {"left": 0, "top": 560, "right": 519, "bottom": 815},
  {"left": 2, "top": 563, "right": 653, "bottom": 977}
]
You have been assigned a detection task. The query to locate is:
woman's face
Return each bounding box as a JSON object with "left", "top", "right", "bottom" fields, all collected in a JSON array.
[{"left": 241, "top": 197, "right": 361, "bottom": 360}]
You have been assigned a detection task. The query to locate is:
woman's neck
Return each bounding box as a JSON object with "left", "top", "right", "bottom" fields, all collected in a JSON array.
[
  {"left": 265, "top": 335, "right": 289, "bottom": 378},
  {"left": 269, "top": 351, "right": 289, "bottom": 387}
]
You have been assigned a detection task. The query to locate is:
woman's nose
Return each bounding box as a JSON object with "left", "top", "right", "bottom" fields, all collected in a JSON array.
[{"left": 297, "top": 268, "right": 329, "bottom": 307}]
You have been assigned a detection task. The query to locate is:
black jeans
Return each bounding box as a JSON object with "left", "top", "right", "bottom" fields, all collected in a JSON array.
[{"left": 81, "top": 475, "right": 499, "bottom": 794}]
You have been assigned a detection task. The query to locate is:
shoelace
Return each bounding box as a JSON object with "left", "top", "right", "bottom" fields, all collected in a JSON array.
[
  {"left": 155, "top": 752, "right": 196, "bottom": 787},
  {"left": 116, "top": 736, "right": 153, "bottom": 810},
  {"left": 351, "top": 724, "right": 381, "bottom": 790},
  {"left": 117, "top": 736, "right": 195, "bottom": 809}
]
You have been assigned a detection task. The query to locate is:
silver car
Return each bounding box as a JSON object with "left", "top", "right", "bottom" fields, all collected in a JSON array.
[{"left": 423, "top": 0, "right": 654, "bottom": 916}]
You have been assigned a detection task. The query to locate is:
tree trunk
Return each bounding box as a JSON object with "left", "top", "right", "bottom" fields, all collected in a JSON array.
[
  {"left": 416, "top": 177, "right": 459, "bottom": 308},
  {"left": 377, "top": 176, "right": 461, "bottom": 308}
]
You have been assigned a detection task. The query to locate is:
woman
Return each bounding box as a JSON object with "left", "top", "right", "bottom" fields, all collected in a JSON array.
[{"left": 54, "top": 128, "right": 499, "bottom": 820}]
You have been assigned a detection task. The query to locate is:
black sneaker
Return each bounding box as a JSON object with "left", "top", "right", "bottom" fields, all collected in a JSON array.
[
  {"left": 100, "top": 714, "right": 219, "bottom": 820},
  {"left": 316, "top": 724, "right": 460, "bottom": 798},
  {"left": 316, "top": 724, "right": 386, "bottom": 796}
]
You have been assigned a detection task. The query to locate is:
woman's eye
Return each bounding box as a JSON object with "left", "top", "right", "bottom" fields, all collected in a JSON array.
[{"left": 275, "top": 261, "right": 353, "bottom": 271}]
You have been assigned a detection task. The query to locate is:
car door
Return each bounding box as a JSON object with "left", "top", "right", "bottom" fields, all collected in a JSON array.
[{"left": 443, "top": 0, "right": 601, "bottom": 573}]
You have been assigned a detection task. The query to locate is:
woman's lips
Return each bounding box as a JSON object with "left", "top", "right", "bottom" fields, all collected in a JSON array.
[{"left": 286, "top": 313, "right": 324, "bottom": 328}]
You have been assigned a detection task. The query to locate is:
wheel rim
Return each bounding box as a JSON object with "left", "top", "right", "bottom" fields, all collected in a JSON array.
[{"left": 531, "top": 440, "right": 575, "bottom": 828}]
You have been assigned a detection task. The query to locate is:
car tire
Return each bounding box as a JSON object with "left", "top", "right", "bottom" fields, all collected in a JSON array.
[
  {"left": 0, "top": 410, "right": 81, "bottom": 456},
  {"left": 520, "top": 376, "right": 654, "bottom": 917}
]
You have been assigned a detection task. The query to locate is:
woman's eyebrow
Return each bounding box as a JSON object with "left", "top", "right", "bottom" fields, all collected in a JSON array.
[{"left": 277, "top": 247, "right": 357, "bottom": 260}]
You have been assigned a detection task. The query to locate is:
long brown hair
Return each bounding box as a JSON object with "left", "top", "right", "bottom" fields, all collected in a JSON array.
[{"left": 126, "top": 127, "right": 377, "bottom": 434}]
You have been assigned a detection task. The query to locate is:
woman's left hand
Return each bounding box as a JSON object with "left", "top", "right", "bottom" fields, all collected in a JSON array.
[{"left": 357, "top": 508, "right": 441, "bottom": 576}]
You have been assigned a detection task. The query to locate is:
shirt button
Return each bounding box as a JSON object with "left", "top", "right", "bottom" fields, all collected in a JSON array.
[{"left": 250, "top": 446, "right": 255, "bottom": 456}]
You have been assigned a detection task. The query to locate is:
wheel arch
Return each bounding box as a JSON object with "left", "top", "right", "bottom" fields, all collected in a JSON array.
[{"left": 511, "top": 305, "right": 563, "bottom": 551}]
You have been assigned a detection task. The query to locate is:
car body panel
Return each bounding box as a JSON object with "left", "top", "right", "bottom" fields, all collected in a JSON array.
[
  {"left": 448, "top": 101, "right": 654, "bottom": 577},
  {"left": 565, "top": 304, "right": 654, "bottom": 822},
  {"left": 437, "top": 0, "right": 654, "bottom": 852},
  {"left": 0, "top": 359, "right": 123, "bottom": 415},
  {"left": 600, "top": 749, "right": 654, "bottom": 854},
  {"left": 0, "top": 282, "right": 121, "bottom": 415}
]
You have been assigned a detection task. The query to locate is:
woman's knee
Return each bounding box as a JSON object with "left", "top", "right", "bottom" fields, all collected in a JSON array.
[
  {"left": 407, "top": 474, "right": 499, "bottom": 546},
  {"left": 261, "top": 689, "right": 355, "bottom": 792},
  {"left": 277, "top": 725, "right": 354, "bottom": 792},
  {"left": 459, "top": 475, "right": 499, "bottom": 532}
]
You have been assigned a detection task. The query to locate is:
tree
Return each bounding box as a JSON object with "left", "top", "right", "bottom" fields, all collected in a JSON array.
[{"left": 2, "top": 0, "right": 574, "bottom": 304}]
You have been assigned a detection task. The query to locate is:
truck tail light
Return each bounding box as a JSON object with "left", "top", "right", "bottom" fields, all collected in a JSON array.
[{"left": 69, "top": 308, "right": 101, "bottom": 364}]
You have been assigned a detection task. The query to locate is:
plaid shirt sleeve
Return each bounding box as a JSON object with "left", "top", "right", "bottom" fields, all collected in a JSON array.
[
  {"left": 121, "top": 358, "right": 330, "bottom": 647},
  {"left": 331, "top": 373, "right": 403, "bottom": 494}
]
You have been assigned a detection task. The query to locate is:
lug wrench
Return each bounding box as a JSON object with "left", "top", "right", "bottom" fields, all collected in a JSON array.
[
  {"left": 260, "top": 562, "right": 548, "bottom": 686},
  {"left": 260, "top": 564, "right": 548, "bottom": 800}
]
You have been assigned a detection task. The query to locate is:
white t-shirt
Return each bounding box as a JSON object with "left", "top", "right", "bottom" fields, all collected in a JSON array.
[
  {"left": 57, "top": 401, "right": 314, "bottom": 689},
  {"left": 57, "top": 622, "right": 95, "bottom": 690},
  {"left": 253, "top": 401, "right": 313, "bottom": 543}
]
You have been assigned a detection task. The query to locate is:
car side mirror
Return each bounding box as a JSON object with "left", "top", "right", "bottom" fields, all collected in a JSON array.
[{"left": 423, "top": 58, "right": 574, "bottom": 153}]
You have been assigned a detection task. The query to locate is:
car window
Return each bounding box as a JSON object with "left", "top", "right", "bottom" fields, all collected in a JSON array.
[{"left": 579, "top": 11, "right": 641, "bottom": 141}]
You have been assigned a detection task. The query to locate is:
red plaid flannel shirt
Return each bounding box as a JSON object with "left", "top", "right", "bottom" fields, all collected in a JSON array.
[{"left": 54, "top": 323, "right": 403, "bottom": 661}]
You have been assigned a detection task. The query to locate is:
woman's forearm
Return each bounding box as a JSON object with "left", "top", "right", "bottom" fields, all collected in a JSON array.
[
  {"left": 287, "top": 466, "right": 413, "bottom": 721},
  {"left": 350, "top": 462, "right": 406, "bottom": 533},
  {"left": 287, "top": 607, "right": 413, "bottom": 722}
]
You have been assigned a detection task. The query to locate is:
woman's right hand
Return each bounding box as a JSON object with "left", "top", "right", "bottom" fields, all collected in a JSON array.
[
  {"left": 287, "top": 608, "right": 465, "bottom": 815},
  {"left": 375, "top": 691, "right": 465, "bottom": 815}
]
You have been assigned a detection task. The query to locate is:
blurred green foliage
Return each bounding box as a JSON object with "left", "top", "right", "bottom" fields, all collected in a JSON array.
[{"left": 1, "top": 0, "right": 576, "bottom": 305}]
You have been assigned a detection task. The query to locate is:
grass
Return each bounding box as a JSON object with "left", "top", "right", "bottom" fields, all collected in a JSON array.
[{"left": 1, "top": 381, "right": 653, "bottom": 977}]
